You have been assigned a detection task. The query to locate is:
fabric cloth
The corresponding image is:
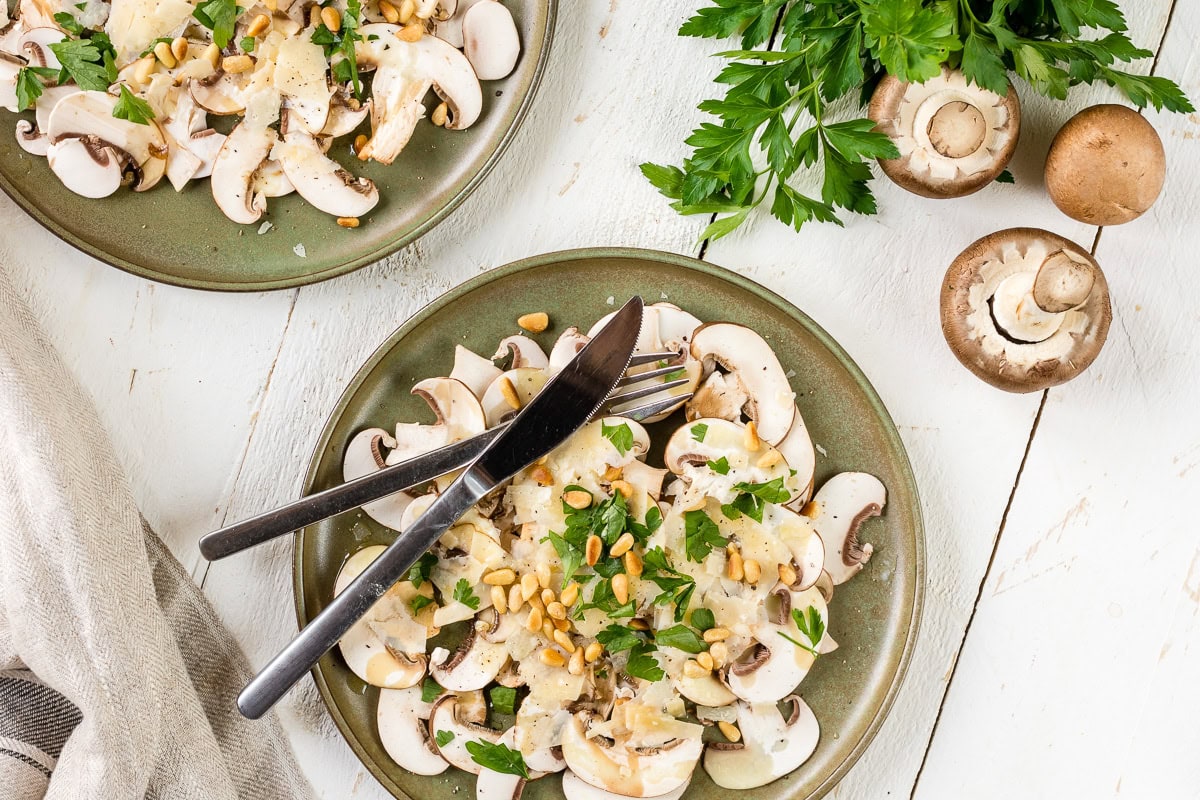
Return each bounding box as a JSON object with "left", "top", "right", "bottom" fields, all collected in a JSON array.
[{"left": 0, "top": 265, "right": 316, "bottom": 800}]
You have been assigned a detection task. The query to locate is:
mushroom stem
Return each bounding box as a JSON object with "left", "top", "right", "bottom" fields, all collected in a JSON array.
[
  {"left": 926, "top": 100, "right": 986, "bottom": 158},
  {"left": 1032, "top": 250, "right": 1096, "bottom": 314}
]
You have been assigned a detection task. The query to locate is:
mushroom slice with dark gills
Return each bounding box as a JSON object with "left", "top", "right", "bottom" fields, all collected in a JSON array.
[
  {"left": 427, "top": 693, "right": 504, "bottom": 774},
  {"left": 46, "top": 135, "right": 124, "bottom": 198},
  {"left": 210, "top": 122, "right": 277, "bottom": 224},
  {"left": 703, "top": 695, "right": 819, "bottom": 789},
  {"left": 428, "top": 617, "right": 508, "bottom": 691},
  {"left": 275, "top": 119, "right": 379, "bottom": 218},
  {"left": 562, "top": 769, "right": 691, "bottom": 800},
  {"left": 870, "top": 66, "right": 1020, "bottom": 198},
  {"left": 46, "top": 90, "right": 169, "bottom": 193},
  {"left": 475, "top": 727, "right": 549, "bottom": 800},
  {"left": 806, "top": 471, "right": 885, "bottom": 585},
  {"left": 940, "top": 228, "right": 1112, "bottom": 392},
  {"left": 559, "top": 713, "right": 703, "bottom": 798},
  {"left": 377, "top": 685, "right": 449, "bottom": 775},
  {"left": 725, "top": 583, "right": 828, "bottom": 704},
  {"left": 334, "top": 545, "right": 430, "bottom": 689}
]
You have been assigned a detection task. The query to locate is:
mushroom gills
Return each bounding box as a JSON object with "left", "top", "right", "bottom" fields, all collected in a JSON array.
[{"left": 703, "top": 696, "right": 820, "bottom": 789}]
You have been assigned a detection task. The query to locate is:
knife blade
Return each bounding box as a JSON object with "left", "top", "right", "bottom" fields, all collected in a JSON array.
[{"left": 236, "top": 296, "right": 644, "bottom": 719}]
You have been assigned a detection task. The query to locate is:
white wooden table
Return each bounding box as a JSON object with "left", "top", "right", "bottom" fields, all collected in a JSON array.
[{"left": 5, "top": 2, "right": 1198, "bottom": 797}]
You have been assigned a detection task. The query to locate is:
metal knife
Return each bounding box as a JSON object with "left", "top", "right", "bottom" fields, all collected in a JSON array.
[{"left": 236, "top": 295, "right": 644, "bottom": 719}]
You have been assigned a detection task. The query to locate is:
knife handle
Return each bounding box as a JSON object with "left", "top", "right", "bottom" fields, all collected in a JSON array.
[
  {"left": 198, "top": 427, "right": 503, "bottom": 561},
  {"left": 237, "top": 475, "right": 488, "bottom": 719}
]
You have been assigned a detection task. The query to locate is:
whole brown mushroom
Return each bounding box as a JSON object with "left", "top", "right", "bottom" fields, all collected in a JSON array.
[
  {"left": 940, "top": 228, "right": 1111, "bottom": 393},
  {"left": 1044, "top": 104, "right": 1166, "bottom": 225},
  {"left": 869, "top": 66, "right": 1021, "bottom": 198}
]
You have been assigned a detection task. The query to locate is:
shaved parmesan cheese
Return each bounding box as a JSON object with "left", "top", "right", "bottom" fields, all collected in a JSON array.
[
  {"left": 432, "top": 601, "right": 477, "bottom": 627},
  {"left": 274, "top": 38, "right": 332, "bottom": 105},
  {"left": 105, "top": 0, "right": 195, "bottom": 65}
]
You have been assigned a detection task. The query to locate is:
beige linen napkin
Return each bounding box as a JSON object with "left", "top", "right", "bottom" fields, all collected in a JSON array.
[{"left": 0, "top": 265, "right": 315, "bottom": 800}]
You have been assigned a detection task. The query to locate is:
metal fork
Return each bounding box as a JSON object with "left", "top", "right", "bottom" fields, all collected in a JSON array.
[{"left": 198, "top": 350, "right": 691, "bottom": 561}]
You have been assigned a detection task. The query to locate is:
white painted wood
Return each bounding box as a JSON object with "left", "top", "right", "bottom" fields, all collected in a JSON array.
[{"left": 914, "top": 5, "right": 1200, "bottom": 798}]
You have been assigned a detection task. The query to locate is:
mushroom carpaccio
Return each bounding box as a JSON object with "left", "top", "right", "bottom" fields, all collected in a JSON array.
[
  {"left": 0, "top": 0, "right": 521, "bottom": 224},
  {"left": 340, "top": 303, "right": 888, "bottom": 794}
]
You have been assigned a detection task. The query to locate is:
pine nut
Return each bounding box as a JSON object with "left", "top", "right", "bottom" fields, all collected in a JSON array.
[
  {"left": 483, "top": 568, "right": 516, "bottom": 586},
  {"left": 153, "top": 41, "right": 177, "bottom": 69},
  {"left": 521, "top": 572, "right": 539, "bottom": 601},
  {"left": 744, "top": 421, "right": 761, "bottom": 451},
  {"left": 709, "top": 641, "right": 728, "bottom": 668},
  {"left": 337, "top": 217, "right": 360, "bottom": 228},
  {"left": 778, "top": 562, "right": 798, "bottom": 586},
  {"left": 202, "top": 42, "right": 220, "bottom": 67},
  {"left": 536, "top": 562, "right": 553, "bottom": 590},
  {"left": 800, "top": 500, "right": 820, "bottom": 519},
  {"left": 718, "top": 721, "right": 742, "bottom": 743},
  {"left": 308, "top": 5, "right": 322, "bottom": 27},
  {"left": 378, "top": 0, "right": 400, "bottom": 23},
  {"left": 542, "top": 620, "right": 557, "bottom": 640},
  {"left": 170, "top": 37, "right": 188, "bottom": 62},
  {"left": 584, "top": 641, "right": 603, "bottom": 663},
  {"left": 610, "top": 480, "right": 633, "bottom": 499},
  {"left": 682, "top": 660, "right": 710, "bottom": 679},
  {"left": 527, "top": 592, "right": 544, "bottom": 612},
  {"left": 696, "top": 651, "right": 715, "bottom": 671},
  {"left": 507, "top": 583, "right": 524, "bottom": 613},
  {"left": 553, "top": 617, "right": 570, "bottom": 632},
  {"left": 553, "top": 629, "right": 575, "bottom": 653},
  {"left": 726, "top": 546, "right": 744, "bottom": 581},
  {"left": 396, "top": 21, "right": 423, "bottom": 41},
  {"left": 547, "top": 601, "right": 567, "bottom": 620},
  {"left": 539, "top": 648, "right": 565, "bottom": 667},
  {"left": 321, "top": 6, "right": 341, "bottom": 31},
  {"left": 585, "top": 535, "right": 602, "bottom": 567},
  {"left": 563, "top": 489, "right": 592, "bottom": 510},
  {"left": 263, "top": 0, "right": 277, "bottom": 9},
  {"left": 499, "top": 376, "right": 521, "bottom": 410},
  {"left": 540, "top": 588, "right": 556, "bottom": 607},
  {"left": 132, "top": 55, "right": 156, "bottom": 85},
  {"left": 611, "top": 573, "right": 629, "bottom": 605},
  {"left": 525, "top": 606, "right": 543, "bottom": 632},
  {"left": 490, "top": 585, "right": 507, "bottom": 614},
  {"left": 757, "top": 448, "right": 783, "bottom": 468},
  {"left": 222, "top": 54, "right": 254, "bottom": 74},
  {"left": 629, "top": 618, "right": 650, "bottom": 631},
  {"left": 623, "top": 550, "right": 643, "bottom": 577},
  {"left": 602, "top": 464, "right": 623, "bottom": 481},
  {"left": 703, "top": 626, "right": 732, "bottom": 643},
  {"left": 609, "top": 532, "right": 635, "bottom": 558},
  {"left": 568, "top": 646, "right": 585, "bottom": 675},
  {"left": 743, "top": 559, "right": 761, "bottom": 585},
  {"left": 517, "top": 312, "right": 549, "bottom": 333},
  {"left": 560, "top": 582, "right": 580, "bottom": 607},
  {"left": 398, "top": 0, "right": 415, "bottom": 22},
  {"left": 530, "top": 464, "right": 552, "bottom": 486},
  {"left": 246, "top": 13, "right": 271, "bottom": 36}
]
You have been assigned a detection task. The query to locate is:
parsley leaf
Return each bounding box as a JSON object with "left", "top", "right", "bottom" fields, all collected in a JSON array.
[
  {"left": 49, "top": 38, "right": 114, "bottom": 91},
  {"left": 112, "top": 84, "right": 155, "bottom": 125},
  {"left": 690, "top": 607, "right": 716, "bottom": 631},
  {"left": 627, "top": 504, "right": 662, "bottom": 542},
  {"left": 547, "top": 527, "right": 588, "bottom": 587},
  {"left": 240, "top": 35, "right": 256, "bottom": 53},
  {"left": 421, "top": 678, "right": 444, "bottom": 703},
  {"left": 625, "top": 641, "right": 665, "bottom": 682},
  {"left": 409, "top": 594, "right": 434, "bottom": 614},
  {"left": 683, "top": 510, "right": 728, "bottom": 562},
  {"left": 579, "top": 579, "right": 636, "bottom": 618},
  {"left": 453, "top": 578, "right": 480, "bottom": 610},
  {"left": 407, "top": 552, "right": 438, "bottom": 589},
  {"left": 14, "top": 67, "right": 56, "bottom": 112},
  {"left": 489, "top": 685, "right": 518, "bottom": 715},
  {"left": 723, "top": 477, "right": 791, "bottom": 523},
  {"left": 597, "top": 623, "right": 643, "bottom": 653},
  {"left": 778, "top": 604, "right": 825, "bottom": 657},
  {"left": 53, "top": 11, "right": 85, "bottom": 35},
  {"left": 602, "top": 420, "right": 635, "bottom": 456},
  {"left": 690, "top": 423, "right": 708, "bottom": 443},
  {"left": 193, "top": 0, "right": 242, "bottom": 50},
  {"left": 655, "top": 624, "right": 707, "bottom": 654},
  {"left": 707, "top": 456, "right": 730, "bottom": 475},
  {"left": 434, "top": 729, "right": 455, "bottom": 748},
  {"left": 466, "top": 741, "right": 529, "bottom": 779},
  {"left": 641, "top": 546, "right": 696, "bottom": 621}
]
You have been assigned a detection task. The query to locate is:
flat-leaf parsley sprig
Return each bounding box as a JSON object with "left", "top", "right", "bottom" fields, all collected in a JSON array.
[{"left": 642, "top": 0, "right": 1193, "bottom": 242}]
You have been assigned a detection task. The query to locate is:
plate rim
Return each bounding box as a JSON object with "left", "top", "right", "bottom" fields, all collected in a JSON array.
[
  {"left": 292, "top": 245, "right": 926, "bottom": 800},
  {"left": 0, "top": 1, "right": 557, "bottom": 293}
]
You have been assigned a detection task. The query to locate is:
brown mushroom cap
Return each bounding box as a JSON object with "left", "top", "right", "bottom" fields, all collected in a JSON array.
[
  {"left": 1044, "top": 104, "right": 1166, "bottom": 225},
  {"left": 940, "top": 228, "right": 1112, "bottom": 393},
  {"left": 869, "top": 68, "right": 1021, "bottom": 199}
]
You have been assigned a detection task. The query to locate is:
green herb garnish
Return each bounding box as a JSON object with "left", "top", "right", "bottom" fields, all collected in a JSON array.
[
  {"left": 690, "top": 607, "right": 716, "bottom": 631},
  {"left": 683, "top": 509, "right": 729, "bottom": 562},
  {"left": 112, "top": 84, "right": 155, "bottom": 125},
  {"left": 641, "top": 547, "right": 696, "bottom": 622},
  {"left": 466, "top": 741, "right": 530, "bottom": 778},
  {"left": 655, "top": 624, "right": 707, "bottom": 654},
  {"left": 409, "top": 594, "right": 435, "bottom": 614},
  {"left": 602, "top": 420, "right": 635, "bottom": 455},
  {"left": 53, "top": 11, "right": 85, "bottom": 35},
  {"left": 434, "top": 729, "right": 455, "bottom": 748},
  {"left": 421, "top": 678, "right": 444, "bottom": 703},
  {"left": 192, "top": 0, "right": 242, "bottom": 49},
  {"left": 691, "top": 423, "right": 708, "bottom": 442},
  {"left": 625, "top": 641, "right": 665, "bottom": 682},
  {"left": 49, "top": 37, "right": 116, "bottom": 91},
  {"left": 707, "top": 456, "right": 731, "bottom": 475},
  {"left": 778, "top": 605, "right": 826, "bottom": 656},
  {"left": 453, "top": 578, "right": 480, "bottom": 609},
  {"left": 489, "top": 685, "right": 518, "bottom": 715},
  {"left": 722, "top": 477, "right": 791, "bottom": 523},
  {"left": 407, "top": 552, "right": 438, "bottom": 589},
  {"left": 597, "top": 623, "right": 644, "bottom": 653}
]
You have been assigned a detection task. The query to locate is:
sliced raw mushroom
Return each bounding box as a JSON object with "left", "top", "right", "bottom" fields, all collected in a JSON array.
[
  {"left": 461, "top": 0, "right": 519, "bottom": 80},
  {"left": 275, "top": 123, "right": 379, "bottom": 218},
  {"left": 435, "top": 0, "right": 484, "bottom": 48},
  {"left": 560, "top": 714, "right": 702, "bottom": 798},
  {"left": 562, "top": 769, "right": 691, "bottom": 800},
  {"left": 46, "top": 136, "right": 124, "bottom": 198},
  {"left": 476, "top": 727, "right": 543, "bottom": 800},
  {"left": 774, "top": 506, "right": 825, "bottom": 591},
  {"left": 0, "top": 53, "right": 23, "bottom": 113},
  {"left": 481, "top": 368, "right": 549, "bottom": 426},
  {"left": 335, "top": 545, "right": 430, "bottom": 688},
  {"left": 343, "top": 427, "right": 413, "bottom": 530},
  {"left": 46, "top": 90, "right": 168, "bottom": 193},
  {"left": 162, "top": 92, "right": 226, "bottom": 190},
  {"left": 493, "top": 335, "right": 549, "bottom": 370},
  {"left": 210, "top": 122, "right": 277, "bottom": 223},
  {"left": 663, "top": 418, "right": 796, "bottom": 507},
  {"left": 703, "top": 696, "right": 819, "bottom": 789},
  {"left": 19, "top": 27, "right": 66, "bottom": 71},
  {"left": 428, "top": 693, "right": 504, "bottom": 774},
  {"left": 940, "top": 228, "right": 1111, "bottom": 392},
  {"left": 548, "top": 327, "right": 590, "bottom": 371},
  {"left": 777, "top": 410, "right": 816, "bottom": 506},
  {"left": 687, "top": 323, "right": 796, "bottom": 444},
  {"left": 274, "top": 36, "right": 335, "bottom": 133},
  {"left": 807, "top": 472, "right": 885, "bottom": 585},
  {"left": 321, "top": 94, "right": 371, "bottom": 138},
  {"left": 429, "top": 623, "right": 508, "bottom": 691},
  {"left": 16, "top": 85, "right": 82, "bottom": 155},
  {"left": 675, "top": 672, "right": 737, "bottom": 708},
  {"left": 402, "top": 376, "right": 489, "bottom": 449},
  {"left": 725, "top": 583, "right": 827, "bottom": 703},
  {"left": 451, "top": 344, "right": 504, "bottom": 400},
  {"left": 251, "top": 158, "right": 296, "bottom": 198},
  {"left": 355, "top": 25, "right": 482, "bottom": 164},
  {"left": 377, "top": 686, "right": 450, "bottom": 775},
  {"left": 869, "top": 66, "right": 1021, "bottom": 198},
  {"left": 190, "top": 71, "right": 250, "bottom": 115}
]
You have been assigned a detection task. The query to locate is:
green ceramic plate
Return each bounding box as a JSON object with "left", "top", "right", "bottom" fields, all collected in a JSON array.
[
  {"left": 0, "top": 2, "right": 553, "bottom": 292},
  {"left": 294, "top": 248, "right": 924, "bottom": 800}
]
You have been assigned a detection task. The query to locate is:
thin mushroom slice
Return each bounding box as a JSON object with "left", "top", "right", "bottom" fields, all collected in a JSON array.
[
  {"left": 46, "top": 136, "right": 124, "bottom": 198},
  {"left": 777, "top": 408, "right": 816, "bottom": 506},
  {"left": 378, "top": 686, "right": 450, "bottom": 775},
  {"left": 547, "top": 327, "right": 590, "bottom": 372},
  {"left": 428, "top": 694, "right": 504, "bottom": 774},
  {"left": 493, "top": 335, "right": 549, "bottom": 370},
  {"left": 46, "top": 90, "right": 169, "bottom": 193},
  {"left": 687, "top": 323, "right": 796, "bottom": 444},
  {"left": 428, "top": 624, "right": 508, "bottom": 691},
  {"left": 562, "top": 769, "right": 691, "bottom": 800},
  {"left": 343, "top": 427, "right": 413, "bottom": 530},
  {"left": 16, "top": 84, "right": 81, "bottom": 155},
  {"left": 703, "top": 696, "right": 819, "bottom": 789},
  {"left": 725, "top": 584, "right": 827, "bottom": 703},
  {"left": 1, "top": 53, "right": 23, "bottom": 113},
  {"left": 481, "top": 368, "right": 549, "bottom": 427},
  {"left": 476, "top": 728, "right": 544, "bottom": 800},
  {"left": 461, "top": 0, "right": 520, "bottom": 81},
  {"left": 451, "top": 344, "right": 504, "bottom": 401},
  {"left": 675, "top": 672, "right": 737, "bottom": 708},
  {"left": 275, "top": 123, "right": 379, "bottom": 218},
  {"left": 807, "top": 472, "right": 885, "bottom": 585},
  {"left": 210, "top": 121, "right": 277, "bottom": 224},
  {"left": 560, "top": 714, "right": 702, "bottom": 799}
]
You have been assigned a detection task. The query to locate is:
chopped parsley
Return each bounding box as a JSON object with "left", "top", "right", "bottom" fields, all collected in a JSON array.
[
  {"left": 778, "top": 605, "right": 826, "bottom": 657},
  {"left": 49, "top": 37, "right": 117, "bottom": 91},
  {"left": 14, "top": 67, "right": 56, "bottom": 112},
  {"left": 596, "top": 623, "right": 644, "bottom": 653},
  {"left": 192, "top": 0, "right": 242, "bottom": 49},
  {"left": 409, "top": 594, "right": 434, "bottom": 614},
  {"left": 547, "top": 487, "right": 632, "bottom": 585},
  {"left": 602, "top": 420, "right": 635, "bottom": 455},
  {"left": 689, "top": 607, "right": 715, "bottom": 631},
  {"left": 434, "top": 729, "right": 455, "bottom": 748},
  {"left": 407, "top": 552, "right": 438, "bottom": 589},
  {"left": 655, "top": 624, "right": 707, "bottom": 654},
  {"left": 466, "top": 741, "right": 529, "bottom": 779},
  {"left": 707, "top": 456, "right": 730, "bottom": 475},
  {"left": 721, "top": 477, "right": 791, "bottom": 523},
  {"left": 421, "top": 678, "right": 444, "bottom": 703},
  {"left": 578, "top": 578, "right": 636, "bottom": 618},
  {"left": 625, "top": 641, "right": 665, "bottom": 682},
  {"left": 112, "top": 84, "right": 155, "bottom": 125},
  {"left": 453, "top": 578, "right": 480, "bottom": 610},
  {"left": 690, "top": 423, "right": 708, "bottom": 442},
  {"left": 641, "top": 547, "right": 696, "bottom": 622},
  {"left": 489, "top": 685, "right": 518, "bottom": 715},
  {"left": 52, "top": 11, "right": 85, "bottom": 35},
  {"left": 683, "top": 509, "right": 728, "bottom": 562},
  {"left": 240, "top": 35, "right": 256, "bottom": 53},
  {"left": 312, "top": 0, "right": 364, "bottom": 96},
  {"left": 627, "top": 504, "right": 663, "bottom": 542}
]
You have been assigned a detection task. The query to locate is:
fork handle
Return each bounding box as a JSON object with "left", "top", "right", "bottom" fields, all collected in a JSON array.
[{"left": 198, "top": 426, "right": 504, "bottom": 561}]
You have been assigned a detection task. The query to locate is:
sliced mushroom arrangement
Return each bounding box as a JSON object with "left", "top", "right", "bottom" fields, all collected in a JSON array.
[
  {"left": 0, "top": 0, "right": 521, "bottom": 224},
  {"left": 339, "top": 304, "right": 888, "bottom": 795}
]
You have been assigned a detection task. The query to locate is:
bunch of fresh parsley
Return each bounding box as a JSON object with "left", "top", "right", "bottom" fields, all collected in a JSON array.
[{"left": 642, "top": 0, "right": 1194, "bottom": 242}]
